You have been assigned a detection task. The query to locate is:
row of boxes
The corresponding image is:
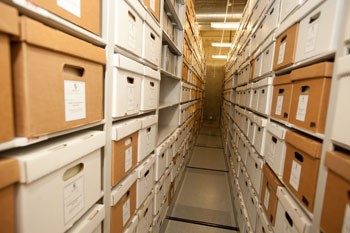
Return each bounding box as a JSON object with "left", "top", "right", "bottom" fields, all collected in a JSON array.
[
  {"left": 115, "top": 0, "right": 161, "bottom": 67},
  {"left": 113, "top": 54, "right": 160, "bottom": 118},
  {"left": 162, "top": 8, "right": 180, "bottom": 47},
  {"left": 161, "top": 45, "right": 179, "bottom": 75}
]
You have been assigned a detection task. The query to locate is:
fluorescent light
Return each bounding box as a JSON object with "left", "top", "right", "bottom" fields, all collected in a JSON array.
[
  {"left": 210, "top": 22, "right": 239, "bottom": 29},
  {"left": 212, "top": 55, "right": 228, "bottom": 59},
  {"left": 212, "top": 42, "right": 233, "bottom": 47},
  {"left": 196, "top": 13, "right": 242, "bottom": 20}
]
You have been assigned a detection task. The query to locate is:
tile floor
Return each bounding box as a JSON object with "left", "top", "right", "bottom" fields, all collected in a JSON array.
[{"left": 162, "top": 126, "right": 239, "bottom": 232}]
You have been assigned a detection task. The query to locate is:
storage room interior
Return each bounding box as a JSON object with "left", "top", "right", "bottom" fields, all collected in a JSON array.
[{"left": 0, "top": 0, "right": 349, "bottom": 233}]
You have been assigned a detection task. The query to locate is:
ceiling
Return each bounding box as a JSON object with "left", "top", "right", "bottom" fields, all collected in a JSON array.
[{"left": 193, "top": 0, "right": 247, "bottom": 64}]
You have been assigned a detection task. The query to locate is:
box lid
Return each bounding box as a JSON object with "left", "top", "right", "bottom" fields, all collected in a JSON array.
[
  {"left": 254, "top": 115, "right": 267, "bottom": 127},
  {"left": 126, "top": 0, "right": 147, "bottom": 20},
  {"left": 266, "top": 122, "right": 287, "bottom": 139},
  {"left": 155, "top": 141, "right": 168, "bottom": 155},
  {"left": 291, "top": 62, "right": 333, "bottom": 81},
  {"left": 137, "top": 191, "right": 154, "bottom": 216},
  {"left": 262, "top": 164, "right": 282, "bottom": 192},
  {"left": 123, "top": 215, "right": 138, "bottom": 233},
  {"left": 255, "top": 77, "right": 274, "bottom": 88},
  {"left": 6, "top": 131, "right": 105, "bottom": 183},
  {"left": 114, "top": 54, "right": 143, "bottom": 75},
  {"left": 0, "top": 2, "right": 19, "bottom": 36},
  {"left": 18, "top": 17, "right": 105, "bottom": 64},
  {"left": 0, "top": 158, "right": 19, "bottom": 189},
  {"left": 140, "top": 115, "right": 158, "bottom": 128},
  {"left": 136, "top": 154, "right": 155, "bottom": 178},
  {"left": 144, "top": 66, "right": 161, "bottom": 80},
  {"left": 145, "top": 12, "right": 161, "bottom": 36},
  {"left": 325, "top": 151, "right": 350, "bottom": 181},
  {"left": 276, "top": 187, "right": 312, "bottom": 233},
  {"left": 274, "top": 74, "right": 292, "bottom": 85},
  {"left": 112, "top": 119, "right": 141, "bottom": 141},
  {"left": 110, "top": 170, "right": 137, "bottom": 206},
  {"left": 285, "top": 131, "right": 322, "bottom": 159}
]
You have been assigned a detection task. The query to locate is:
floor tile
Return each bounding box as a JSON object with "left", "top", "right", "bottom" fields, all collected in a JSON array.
[
  {"left": 188, "top": 146, "right": 227, "bottom": 171},
  {"left": 200, "top": 127, "right": 222, "bottom": 136},
  {"left": 196, "top": 135, "right": 223, "bottom": 148},
  {"left": 164, "top": 219, "right": 238, "bottom": 233}
]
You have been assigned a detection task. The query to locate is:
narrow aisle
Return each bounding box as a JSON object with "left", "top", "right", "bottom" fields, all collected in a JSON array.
[{"left": 162, "top": 126, "right": 239, "bottom": 233}]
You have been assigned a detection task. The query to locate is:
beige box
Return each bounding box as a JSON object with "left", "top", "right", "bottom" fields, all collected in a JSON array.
[
  {"left": 271, "top": 74, "right": 293, "bottom": 122},
  {"left": 289, "top": 62, "right": 333, "bottom": 133},
  {"left": 320, "top": 151, "right": 350, "bottom": 233},
  {"left": 283, "top": 131, "right": 322, "bottom": 212},
  {"left": 12, "top": 17, "right": 104, "bottom": 137}
]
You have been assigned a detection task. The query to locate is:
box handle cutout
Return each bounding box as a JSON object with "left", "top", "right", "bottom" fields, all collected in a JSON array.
[
  {"left": 285, "top": 212, "right": 293, "bottom": 227},
  {"left": 63, "top": 64, "right": 85, "bottom": 77},
  {"left": 88, "top": 209, "right": 100, "bottom": 221},
  {"left": 258, "top": 127, "right": 261, "bottom": 132},
  {"left": 144, "top": 207, "right": 149, "bottom": 217},
  {"left": 301, "top": 86, "right": 310, "bottom": 92},
  {"left": 49, "top": 143, "right": 67, "bottom": 151},
  {"left": 266, "top": 49, "right": 270, "bottom": 55},
  {"left": 310, "top": 122, "right": 316, "bottom": 128},
  {"left": 150, "top": 82, "right": 155, "bottom": 87},
  {"left": 283, "top": 112, "right": 288, "bottom": 118},
  {"left": 127, "top": 77, "right": 134, "bottom": 84},
  {"left": 270, "top": 7, "right": 274, "bottom": 15},
  {"left": 270, "top": 214, "right": 274, "bottom": 223},
  {"left": 280, "top": 35, "right": 287, "bottom": 43},
  {"left": 272, "top": 136, "right": 277, "bottom": 143},
  {"left": 262, "top": 89, "right": 265, "bottom": 94},
  {"left": 255, "top": 162, "right": 258, "bottom": 169},
  {"left": 147, "top": 127, "right": 151, "bottom": 132},
  {"left": 262, "top": 227, "right": 266, "bottom": 233},
  {"left": 126, "top": 190, "right": 130, "bottom": 197},
  {"left": 309, "top": 12, "right": 321, "bottom": 24},
  {"left": 279, "top": 88, "right": 285, "bottom": 94},
  {"left": 128, "top": 11, "right": 136, "bottom": 22},
  {"left": 63, "top": 163, "right": 84, "bottom": 181},
  {"left": 302, "top": 196, "right": 309, "bottom": 207},
  {"left": 161, "top": 153, "right": 165, "bottom": 158},
  {"left": 294, "top": 152, "right": 304, "bottom": 162},
  {"left": 251, "top": 198, "right": 254, "bottom": 204},
  {"left": 150, "top": 33, "right": 155, "bottom": 40},
  {"left": 144, "top": 170, "right": 150, "bottom": 177},
  {"left": 160, "top": 185, "right": 163, "bottom": 191}
]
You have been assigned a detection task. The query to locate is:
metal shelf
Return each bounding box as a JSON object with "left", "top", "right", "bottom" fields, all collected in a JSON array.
[
  {"left": 164, "top": 0, "right": 184, "bottom": 30},
  {"left": 162, "top": 30, "right": 182, "bottom": 56}
]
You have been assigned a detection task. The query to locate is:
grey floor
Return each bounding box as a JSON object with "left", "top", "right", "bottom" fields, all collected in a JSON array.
[{"left": 162, "top": 126, "right": 239, "bottom": 232}]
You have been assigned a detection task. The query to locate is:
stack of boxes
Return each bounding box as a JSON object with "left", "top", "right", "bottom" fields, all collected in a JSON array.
[{"left": 222, "top": 0, "right": 350, "bottom": 232}]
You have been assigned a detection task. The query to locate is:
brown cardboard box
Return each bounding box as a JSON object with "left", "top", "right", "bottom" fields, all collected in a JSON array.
[
  {"left": 260, "top": 164, "right": 282, "bottom": 226},
  {"left": 270, "top": 74, "right": 293, "bottom": 122},
  {"left": 28, "top": 0, "right": 100, "bottom": 35},
  {"left": 12, "top": 17, "right": 104, "bottom": 137},
  {"left": 0, "top": 158, "right": 19, "bottom": 233},
  {"left": 143, "top": 0, "right": 160, "bottom": 22},
  {"left": 0, "top": 3, "right": 19, "bottom": 143},
  {"left": 111, "top": 132, "right": 138, "bottom": 187},
  {"left": 110, "top": 183, "right": 137, "bottom": 233},
  {"left": 283, "top": 131, "right": 322, "bottom": 212},
  {"left": 320, "top": 151, "right": 350, "bottom": 233},
  {"left": 182, "top": 62, "right": 188, "bottom": 81},
  {"left": 289, "top": 62, "right": 332, "bottom": 133},
  {"left": 273, "top": 23, "right": 299, "bottom": 71}
]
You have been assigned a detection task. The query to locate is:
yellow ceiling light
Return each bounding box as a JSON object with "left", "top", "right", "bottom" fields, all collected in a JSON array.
[
  {"left": 210, "top": 22, "right": 239, "bottom": 29},
  {"left": 212, "top": 55, "right": 228, "bottom": 59},
  {"left": 211, "top": 42, "right": 233, "bottom": 47}
]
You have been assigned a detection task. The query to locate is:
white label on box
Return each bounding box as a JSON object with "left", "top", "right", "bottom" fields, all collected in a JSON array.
[
  {"left": 275, "top": 96, "right": 284, "bottom": 115},
  {"left": 289, "top": 161, "right": 301, "bottom": 191},
  {"left": 128, "top": 15, "right": 136, "bottom": 49},
  {"left": 125, "top": 147, "right": 133, "bottom": 172},
  {"left": 127, "top": 86, "right": 135, "bottom": 111},
  {"left": 269, "top": 141, "right": 276, "bottom": 161},
  {"left": 64, "top": 176, "right": 84, "bottom": 223},
  {"left": 342, "top": 204, "right": 350, "bottom": 233},
  {"left": 296, "top": 95, "right": 309, "bottom": 122},
  {"left": 264, "top": 188, "right": 270, "bottom": 209},
  {"left": 150, "top": 0, "right": 156, "bottom": 11},
  {"left": 57, "top": 0, "right": 81, "bottom": 17},
  {"left": 278, "top": 41, "right": 286, "bottom": 65},
  {"left": 123, "top": 198, "right": 131, "bottom": 226},
  {"left": 305, "top": 21, "right": 319, "bottom": 53},
  {"left": 64, "top": 80, "right": 86, "bottom": 121}
]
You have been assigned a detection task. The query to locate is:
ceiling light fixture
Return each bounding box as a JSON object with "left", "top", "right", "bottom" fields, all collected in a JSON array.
[
  {"left": 212, "top": 55, "right": 228, "bottom": 59},
  {"left": 210, "top": 22, "right": 239, "bottom": 29},
  {"left": 211, "top": 42, "right": 233, "bottom": 47}
]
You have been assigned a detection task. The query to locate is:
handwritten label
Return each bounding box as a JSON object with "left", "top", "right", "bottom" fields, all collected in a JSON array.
[
  {"left": 278, "top": 42, "right": 286, "bottom": 65},
  {"left": 125, "top": 147, "right": 132, "bottom": 172},
  {"left": 305, "top": 21, "right": 319, "bottom": 53},
  {"left": 275, "top": 96, "right": 284, "bottom": 115},
  {"left": 264, "top": 188, "right": 270, "bottom": 210},
  {"left": 64, "top": 80, "right": 86, "bottom": 121},
  {"left": 289, "top": 161, "right": 301, "bottom": 191},
  {"left": 64, "top": 176, "right": 84, "bottom": 223},
  {"left": 296, "top": 95, "right": 309, "bottom": 122}
]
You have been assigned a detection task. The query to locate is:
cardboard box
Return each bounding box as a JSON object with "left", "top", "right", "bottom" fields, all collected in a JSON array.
[
  {"left": 153, "top": 175, "right": 165, "bottom": 215},
  {"left": 12, "top": 17, "right": 104, "bottom": 137},
  {"left": 66, "top": 204, "right": 105, "bottom": 233},
  {"left": 113, "top": 54, "right": 142, "bottom": 118},
  {"left": 320, "top": 151, "right": 350, "bottom": 233},
  {"left": 138, "top": 115, "right": 157, "bottom": 162},
  {"left": 261, "top": 42, "right": 275, "bottom": 76},
  {"left": 137, "top": 193, "right": 154, "bottom": 233},
  {"left": 253, "top": 115, "right": 267, "bottom": 156},
  {"left": 155, "top": 141, "right": 168, "bottom": 181},
  {"left": 280, "top": 0, "right": 301, "bottom": 22},
  {"left": 143, "top": 12, "right": 161, "bottom": 66},
  {"left": 260, "top": 164, "right": 282, "bottom": 227},
  {"left": 136, "top": 154, "right": 155, "bottom": 209},
  {"left": 256, "top": 77, "right": 273, "bottom": 116},
  {"left": 0, "top": 158, "right": 19, "bottom": 233},
  {"left": 123, "top": 215, "right": 138, "bottom": 233},
  {"left": 115, "top": 0, "right": 146, "bottom": 57},
  {"left": 0, "top": 3, "right": 19, "bottom": 143},
  {"left": 29, "top": 0, "right": 100, "bottom": 35},
  {"left": 289, "top": 62, "right": 332, "bottom": 133},
  {"left": 143, "top": 0, "right": 160, "bottom": 22},
  {"left": 10, "top": 131, "right": 105, "bottom": 233},
  {"left": 141, "top": 67, "right": 160, "bottom": 111},
  {"left": 270, "top": 74, "right": 293, "bottom": 121},
  {"left": 273, "top": 23, "right": 299, "bottom": 71},
  {"left": 255, "top": 205, "right": 274, "bottom": 233},
  {"left": 110, "top": 172, "right": 137, "bottom": 233},
  {"left": 264, "top": 122, "right": 288, "bottom": 177},
  {"left": 283, "top": 131, "right": 322, "bottom": 212},
  {"left": 245, "top": 147, "right": 263, "bottom": 194},
  {"left": 111, "top": 119, "right": 141, "bottom": 187},
  {"left": 275, "top": 187, "right": 312, "bottom": 233}
]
